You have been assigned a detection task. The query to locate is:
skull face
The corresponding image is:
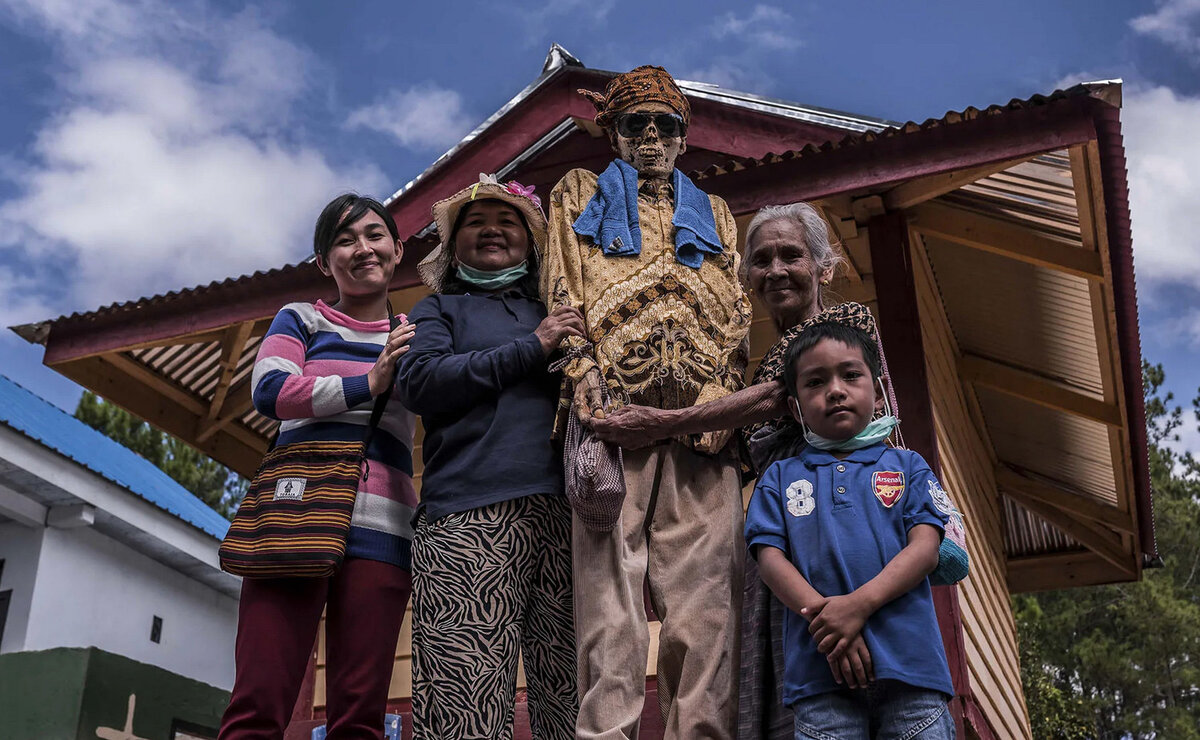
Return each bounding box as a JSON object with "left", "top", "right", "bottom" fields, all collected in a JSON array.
[{"left": 611, "top": 101, "right": 687, "bottom": 180}]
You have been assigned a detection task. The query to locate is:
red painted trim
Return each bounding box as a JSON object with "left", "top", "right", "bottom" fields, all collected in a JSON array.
[
  {"left": 44, "top": 263, "right": 331, "bottom": 365},
  {"left": 707, "top": 96, "right": 1099, "bottom": 215},
  {"left": 933, "top": 586, "right": 972, "bottom": 699},
  {"left": 42, "top": 238, "right": 433, "bottom": 365},
  {"left": 1091, "top": 102, "right": 1156, "bottom": 558},
  {"left": 963, "top": 695, "right": 1002, "bottom": 740},
  {"left": 868, "top": 212, "right": 972, "bottom": 702},
  {"left": 387, "top": 72, "right": 594, "bottom": 241}
]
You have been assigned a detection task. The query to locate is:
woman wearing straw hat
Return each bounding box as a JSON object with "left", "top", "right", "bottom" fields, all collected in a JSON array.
[{"left": 396, "top": 175, "right": 583, "bottom": 739}]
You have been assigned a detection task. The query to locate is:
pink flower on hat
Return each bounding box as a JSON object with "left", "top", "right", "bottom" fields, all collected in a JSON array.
[{"left": 504, "top": 181, "right": 541, "bottom": 209}]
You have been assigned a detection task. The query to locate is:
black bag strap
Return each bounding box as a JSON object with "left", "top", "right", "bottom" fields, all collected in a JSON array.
[{"left": 361, "top": 302, "right": 398, "bottom": 480}]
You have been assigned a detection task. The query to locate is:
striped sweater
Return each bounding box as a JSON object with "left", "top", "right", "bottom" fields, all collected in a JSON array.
[{"left": 251, "top": 300, "right": 417, "bottom": 570}]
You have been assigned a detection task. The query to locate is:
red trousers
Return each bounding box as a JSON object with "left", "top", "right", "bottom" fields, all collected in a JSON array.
[{"left": 219, "top": 558, "right": 412, "bottom": 740}]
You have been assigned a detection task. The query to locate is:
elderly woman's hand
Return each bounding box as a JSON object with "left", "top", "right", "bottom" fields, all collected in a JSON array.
[{"left": 591, "top": 405, "right": 671, "bottom": 449}]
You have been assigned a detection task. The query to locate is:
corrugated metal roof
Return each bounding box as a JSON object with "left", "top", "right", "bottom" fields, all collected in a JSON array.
[
  {"left": 130, "top": 338, "right": 277, "bottom": 437},
  {"left": 11, "top": 83, "right": 1118, "bottom": 340},
  {"left": 0, "top": 374, "right": 230, "bottom": 539},
  {"left": 915, "top": 146, "right": 1125, "bottom": 560},
  {"left": 924, "top": 237, "right": 1105, "bottom": 398},
  {"left": 978, "top": 387, "right": 1118, "bottom": 506},
  {"left": 384, "top": 43, "right": 893, "bottom": 208},
  {"left": 692, "top": 82, "right": 1119, "bottom": 183}
]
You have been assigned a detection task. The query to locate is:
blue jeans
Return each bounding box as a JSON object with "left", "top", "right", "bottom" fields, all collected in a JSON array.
[{"left": 792, "top": 681, "right": 955, "bottom": 740}]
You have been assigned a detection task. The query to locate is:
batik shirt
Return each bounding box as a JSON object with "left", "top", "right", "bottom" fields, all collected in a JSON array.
[{"left": 542, "top": 167, "right": 752, "bottom": 453}]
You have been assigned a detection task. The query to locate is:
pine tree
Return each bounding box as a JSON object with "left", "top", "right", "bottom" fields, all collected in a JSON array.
[
  {"left": 74, "top": 391, "right": 247, "bottom": 519},
  {"left": 1015, "top": 361, "right": 1200, "bottom": 739}
]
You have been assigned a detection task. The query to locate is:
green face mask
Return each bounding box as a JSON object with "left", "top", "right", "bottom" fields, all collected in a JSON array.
[
  {"left": 455, "top": 260, "right": 529, "bottom": 290},
  {"left": 789, "top": 377, "right": 899, "bottom": 452},
  {"left": 803, "top": 414, "right": 899, "bottom": 451}
]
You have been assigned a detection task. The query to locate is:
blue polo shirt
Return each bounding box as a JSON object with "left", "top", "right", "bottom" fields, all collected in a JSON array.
[{"left": 745, "top": 443, "right": 954, "bottom": 705}]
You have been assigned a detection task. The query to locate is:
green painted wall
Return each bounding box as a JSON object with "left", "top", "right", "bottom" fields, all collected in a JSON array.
[
  {"left": 0, "top": 647, "right": 229, "bottom": 740},
  {"left": 0, "top": 648, "right": 90, "bottom": 740}
]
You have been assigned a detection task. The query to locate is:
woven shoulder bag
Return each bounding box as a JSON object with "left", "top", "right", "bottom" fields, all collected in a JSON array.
[{"left": 219, "top": 312, "right": 397, "bottom": 578}]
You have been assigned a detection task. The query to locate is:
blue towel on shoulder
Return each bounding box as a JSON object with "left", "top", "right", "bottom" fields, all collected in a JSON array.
[{"left": 572, "top": 159, "right": 723, "bottom": 269}]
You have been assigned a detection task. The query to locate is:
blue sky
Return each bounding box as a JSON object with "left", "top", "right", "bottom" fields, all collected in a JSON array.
[{"left": 1, "top": 0, "right": 1198, "bottom": 454}]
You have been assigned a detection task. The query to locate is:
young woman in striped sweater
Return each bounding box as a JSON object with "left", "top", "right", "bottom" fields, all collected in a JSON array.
[{"left": 219, "top": 194, "right": 416, "bottom": 740}]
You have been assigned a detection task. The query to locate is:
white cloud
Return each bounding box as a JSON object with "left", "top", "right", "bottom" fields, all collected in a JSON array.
[
  {"left": 677, "top": 4, "right": 804, "bottom": 93},
  {"left": 712, "top": 4, "right": 802, "bottom": 51},
  {"left": 0, "top": 0, "right": 387, "bottom": 315},
  {"left": 1131, "top": 0, "right": 1200, "bottom": 59},
  {"left": 515, "top": 0, "right": 615, "bottom": 45},
  {"left": 0, "top": 260, "right": 58, "bottom": 328},
  {"left": 346, "top": 85, "right": 475, "bottom": 153},
  {"left": 683, "top": 61, "right": 761, "bottom": 92},
  {"left": 1121, "top": 85, "right": 1200, "bottom": 290}
]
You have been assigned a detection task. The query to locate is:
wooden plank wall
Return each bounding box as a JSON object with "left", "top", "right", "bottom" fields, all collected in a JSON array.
[{"left": 912, "top": 232, "right": 1032, "bottom": 740}]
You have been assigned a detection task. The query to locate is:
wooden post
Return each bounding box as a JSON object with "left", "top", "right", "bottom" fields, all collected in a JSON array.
[{"left": 868, "top": 211, "right": 973, "bottom": 739}]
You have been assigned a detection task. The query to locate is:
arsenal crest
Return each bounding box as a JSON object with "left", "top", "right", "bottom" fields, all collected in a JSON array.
[{"left": 872, "top": 471, "right": 905, "bottom": 507}]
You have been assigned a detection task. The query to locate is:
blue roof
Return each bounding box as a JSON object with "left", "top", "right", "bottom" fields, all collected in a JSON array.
[{"left": 0, "top": 375, "right": 230, "bottom": 539}]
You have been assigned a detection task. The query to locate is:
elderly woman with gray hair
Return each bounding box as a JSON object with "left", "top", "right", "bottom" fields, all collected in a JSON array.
[{"left": 592, "top": 201, "right": 843, "bottom": 739}]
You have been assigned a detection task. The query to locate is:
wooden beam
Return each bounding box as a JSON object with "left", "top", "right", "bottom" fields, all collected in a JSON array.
[
  {"left": 884, "top": 155, "right": 1033, "bottom": 210},
  {"left": 1069, "top": 144, "right": 1104, "bottom": 255},
  {"left": 95, "top": 352, "right": 266, "bottom": 455},
  {"left": 207, "top": 321, "right": 254, "bottom": 420},
  {"left": 996, "top": 464, "right": 1133, "bottom": 534},
  {"left": 196, "top": 379, "right": 255, "bottom": 444},
  {"left": 57, "top": 356, "right": 266, "bottom": 477},
  {"left": 1007, "top": 550, "right": 1136, "bottom": 593},
  {"left": 910, "top": 201, "right": 1104, "bottom": 281},
  {"left": 869, "top": 212, "right": 940, "bottom": 469},
  {"left": 1001, "top": 484, "right": 1132, "bottom": 574},
  {"left": 960, "top": 353, "right": 1123, "bottom": 427}
]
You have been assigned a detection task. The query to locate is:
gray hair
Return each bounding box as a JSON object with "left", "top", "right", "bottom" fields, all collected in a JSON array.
[{"left": 741, "top": 202, "right": 843, "bottom": 283}]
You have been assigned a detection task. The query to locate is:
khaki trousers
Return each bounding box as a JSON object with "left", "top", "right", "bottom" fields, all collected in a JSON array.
[{"left": 574, "top": 442, "right": 744, "bottom": 740}]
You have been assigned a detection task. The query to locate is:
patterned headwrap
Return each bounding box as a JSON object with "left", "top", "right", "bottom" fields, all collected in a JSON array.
[{"left": 578, "top": 65, "right": 691, "bottom": 129}]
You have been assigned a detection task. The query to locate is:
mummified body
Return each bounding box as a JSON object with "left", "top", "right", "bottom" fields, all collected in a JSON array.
[{"left": 541, "top": 65, "right": 751, "bottom": 740}]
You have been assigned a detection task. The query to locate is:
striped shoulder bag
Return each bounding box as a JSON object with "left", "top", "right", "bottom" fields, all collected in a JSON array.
[{"left": 219, "top": 312, "right": 396, "bottom": 579}]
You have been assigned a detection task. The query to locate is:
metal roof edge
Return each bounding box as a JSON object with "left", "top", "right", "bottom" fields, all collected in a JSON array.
[
  {"left": 0, "top": 374, "right": 230, "bottom": 540},
  {"left": 676, "top": 79, "right": 899, "bottom": 133},
  {"left": 1090, "top": 102, "right": 1155, "bottom": 558}
]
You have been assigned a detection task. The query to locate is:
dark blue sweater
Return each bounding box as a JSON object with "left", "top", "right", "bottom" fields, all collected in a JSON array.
[{"left": 396, "top": 290, "right": 563, "bottom": 522}]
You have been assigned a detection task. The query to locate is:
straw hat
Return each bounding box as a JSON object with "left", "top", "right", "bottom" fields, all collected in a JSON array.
[{"left": 418, "top": 173, "right": 549, "bottom": 292}]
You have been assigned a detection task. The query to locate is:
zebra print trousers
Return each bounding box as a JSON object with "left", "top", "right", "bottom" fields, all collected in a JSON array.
[{"left": 411, "top": 493, "right": 578, "bottom": 739}]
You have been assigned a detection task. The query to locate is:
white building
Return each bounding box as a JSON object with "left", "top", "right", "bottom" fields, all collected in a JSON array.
[{"left": 0, "top": 374, "right": 239, "bottom": 691}]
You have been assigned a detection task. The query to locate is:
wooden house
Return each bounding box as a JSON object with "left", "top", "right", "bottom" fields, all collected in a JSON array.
[{"left": 12, "top": 46, "right": 1154, "bottom": 740}]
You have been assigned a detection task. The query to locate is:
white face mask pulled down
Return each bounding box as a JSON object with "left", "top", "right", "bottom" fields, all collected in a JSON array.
[{"left": 790, "top": 378, "right": 899, "bottom": 452}]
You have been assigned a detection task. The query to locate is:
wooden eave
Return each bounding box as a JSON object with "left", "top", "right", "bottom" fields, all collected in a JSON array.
[{"left": 14, "top": 81, "right": 1151, "bottom": 593}]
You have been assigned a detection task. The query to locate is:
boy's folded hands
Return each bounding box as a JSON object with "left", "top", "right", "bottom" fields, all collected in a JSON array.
[
  {"left": 828, "top": 633, "right": 875, "bottom": 689},
  {"left": 801, "top": 593, "right": 876, "bottom": 689},
  {"left": 803, "top": 592, "right": 872, "bottom": 658}
]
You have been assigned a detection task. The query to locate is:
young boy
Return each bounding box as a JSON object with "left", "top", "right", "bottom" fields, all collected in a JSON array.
[{"left": 744, "top": 318, "right": 956, "bottom": 739}]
